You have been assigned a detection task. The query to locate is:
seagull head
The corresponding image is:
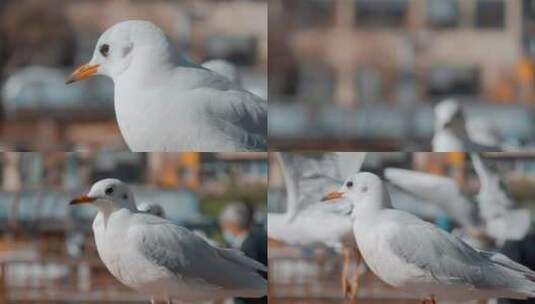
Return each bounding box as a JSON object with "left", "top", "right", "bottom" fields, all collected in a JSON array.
[
  {"left": 67, "top": 20, "right": 175, "bottom": 84},
  {"left": 321, "top": 172, "right": 392, "bottom": 215},
  {"left": 70, "top": 178, "right": 136, "bottom": 213}
]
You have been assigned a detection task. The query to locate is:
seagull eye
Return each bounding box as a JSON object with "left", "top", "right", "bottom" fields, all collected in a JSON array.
[
  {"left": 122, "top": 194, "right": 128, "bottom": 200},
  {"left": 105, "top": 187, "right": 114, "bottom": 195},
  {"left": 346, "top": 181, "right": 353, "bottom": 188},
  {"left": 100, "top": 44, "right": 110, "bottom": 57}
]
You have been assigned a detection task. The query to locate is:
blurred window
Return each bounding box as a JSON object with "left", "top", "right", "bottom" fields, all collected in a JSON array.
[
  {"left": 525, "top": 37, "right": 535, "bottom": 61},
  {"left": 525, "top": 0, "right": 535, "bottom": 20},
  {"left": 524, "top": 0, "right": 535, "bottom": 60},
  {"left": 92, "top": 152, "right": 146, "bottom": 183},
  {"left": 427, "top": 65, "right": 480, "bottom": 97},
  {"left": 427, "top": 0, "right": 459, "bottom": 28},
  {"left": 19, "top": 153, "right": 43, "bottom": 188},
  {"left": 355, "top": 0, "right": 409, "bottom": 28},
  {"left": 0, "top": 192, "right": 14, "bottom": 222},
  {"left": 475, "top": 0, "right": 505, "bottom": 29},
  {"left": 285, "top": 0, "right": 335, "bottom": 28},
  {"left": 355, "top": 66, "right": 383, "bottom": 104},
  {"left": 297, "top": 62, "right": 335, "bottom": 104}
]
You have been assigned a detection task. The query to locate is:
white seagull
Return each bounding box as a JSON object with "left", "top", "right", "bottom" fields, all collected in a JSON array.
[
  {"left": 67, "top": 20, "right": 267, "bottom": 152},
  {"left": 384, "top": 167, "right": 477, "bottom": 229},
  {"left": 432, "top": 99, "right": 500, "bottom": 152},
  {"left": 70, "top": 179, "right": 267, "bottom": 303},
  {"left": 470, "top": 153, "right": 531, "bottom": 245},
  {"left": 268, "top": 152, "right": 366, "bottom": 299},
  {"left": 385, "top": 154, "right": 531, "bottom": 246},
  {"left": 322, "top": 172, "right": 535, "bottom": 303}
]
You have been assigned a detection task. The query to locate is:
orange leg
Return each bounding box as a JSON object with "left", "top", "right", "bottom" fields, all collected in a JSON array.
[
  {"left": 341, "top": 246, "right": 351, "bottom": 297},
  {"left": 348, "top": 248, "right": 360, "bottom": 302}
]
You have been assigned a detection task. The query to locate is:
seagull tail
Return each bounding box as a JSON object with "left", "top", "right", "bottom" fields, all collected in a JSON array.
[
  {"left": 482, "top": 250, "right": 535, "bottom": 297},
  {"left": 216, "top": 247, "right": 267, "bottom": 297},
  {"left": 217, "top": 247, "right": 268, "bottom": 272}
]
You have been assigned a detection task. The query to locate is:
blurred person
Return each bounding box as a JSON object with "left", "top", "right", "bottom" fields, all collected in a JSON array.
[
  {"left": 499, "top": 233, "right": 535, "bottom": 304},
  {"left": 219, "top": 202, "right": 267, "bottom": 304},
  {"left": 219, "top": 202, "right": 267, "bottom": 265}
]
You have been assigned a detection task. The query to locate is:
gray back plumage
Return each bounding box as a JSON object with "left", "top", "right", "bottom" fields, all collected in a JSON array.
[
  {"left": 386, "top": 210, "right": 535, "bottom": 296},
  {"left": 132, "top": 214, "right": 266, "bottom": 291}
]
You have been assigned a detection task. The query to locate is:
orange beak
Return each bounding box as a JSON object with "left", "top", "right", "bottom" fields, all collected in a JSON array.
[
  {"left": 66, "top": 64, "right": 100, "bottom": 84},
  {"left": 69, "top": 195, "right": 96, "bottom": 205},
  {"left": 321, "top": 191, "right": 345, "bottom": 202}
]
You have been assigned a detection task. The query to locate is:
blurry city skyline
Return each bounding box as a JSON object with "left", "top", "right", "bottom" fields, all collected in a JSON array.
[{"left": 269, "top": 0, "right": 535, "bottom": 151}]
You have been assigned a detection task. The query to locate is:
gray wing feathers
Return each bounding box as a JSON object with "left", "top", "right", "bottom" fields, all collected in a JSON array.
[
  {"left": 334, "top": 152, "right": 366, "bottom": 178},
  {"left": 206, "top": 89, "right": 267, "bottom": 150},
  {"left": 470, "top": 154, "right": 530, "bottom": 242},
  {"left": 133, "top": 221, "right": 266, "bottom": 291},
  {"left": 387, "top": 214, "right": 535, "bottom": 296},
  {"left": 278, "top": 152, "right": 364, "bottom": 219},
  {"left": 217, "top": 247, "right": 267, "bottom": 272},
  {"left": 384, "top": 168, "right": 475, "bottom": 227},
  {"left": 480, "top": 251, "right": 535, "bottom": 280}
]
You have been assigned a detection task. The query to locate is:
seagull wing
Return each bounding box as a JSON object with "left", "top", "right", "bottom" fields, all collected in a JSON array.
[
  {"left": 385, "top": 183, "right": 445, "bottom": 219},
  {"left": 130, "top": 214, "right": 266, "bottom": 293},
  {"left": 201, "top": 60, "right": 240, "bottom": 86},
  {"left": 202, "top": 88, "right": 267, "bottom": 151},
  {"left": 278, "top": 152, "right": 366, "bottom": 219},
  {"left": 470, "top": 153, "right": 531, "bottom": 242},
  {"left": 485, "top": 209, "right": 532, "bottom": 243},
  {"left": 471, "top": 153, "right": 515, "bottom": 218},
  {"left": 384, "top": 168, "right": 474, "bottom": 227},
  {"left": 333, "top": 152, "right": 367, "bottom": 179},
  {"left": 385, "top": 210, "right": 535, "bottom": 298}
]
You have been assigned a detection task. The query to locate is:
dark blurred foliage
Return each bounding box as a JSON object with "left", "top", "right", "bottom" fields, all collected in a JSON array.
[{"left": 0, "top": 0, "right": 76, "bottom": 76}]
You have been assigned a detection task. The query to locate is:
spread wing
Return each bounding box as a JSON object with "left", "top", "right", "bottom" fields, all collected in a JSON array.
[
  {"left": 277, "top": 152, "right": 366, "bottom": 219},
  {"left": 470, "top": 153, "right": 531, "bottom": 242},
  {"left": 471, "top": 153, "right": 515, "bottom": 216},
  {"left": 384, "top": 168, "right": 475, "bottom": 227}
]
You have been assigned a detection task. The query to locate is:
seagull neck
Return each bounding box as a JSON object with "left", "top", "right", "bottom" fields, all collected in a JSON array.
[
  {"left": 117, "top": 48, "right": 175, "bottom": 87},
  {"left": 94, "top": 201, "right": 136, "bottom": 223},
  {"left": 471, "top": 155, "right": 492, "bottom": 188},
  {"left": 448, "top": 121, "right": 470, "bottom": 139},
  {"left": 352, "top": 186, "right": 392, "bottom": 220}
]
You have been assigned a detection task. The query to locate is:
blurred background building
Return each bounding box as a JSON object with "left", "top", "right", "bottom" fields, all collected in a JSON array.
[
  {"left": 0, "top": 152, "right": 267, "bottom": 303},
  {"left": 270, "top": 0, "right": 535, "bottom": 150},
  {"left": 267, "top": 152, "right": 535, "bottom": 303},
  {"left": 0, "top": 0, "right": 267, "bottom": 151}
]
